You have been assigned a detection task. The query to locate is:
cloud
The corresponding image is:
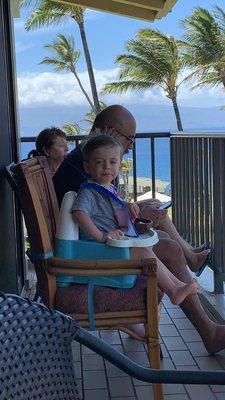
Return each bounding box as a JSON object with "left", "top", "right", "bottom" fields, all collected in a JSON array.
[
  {"left": 17, "top": 67, "right": 225, "bottom": 109},
  {"left": 15, "top": 41, "right": 34, "bottom": 53}
]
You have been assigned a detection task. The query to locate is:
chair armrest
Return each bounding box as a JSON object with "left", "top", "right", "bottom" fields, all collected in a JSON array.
[{"left": 46, "top": 257, "right": 157, "bottom": 278}]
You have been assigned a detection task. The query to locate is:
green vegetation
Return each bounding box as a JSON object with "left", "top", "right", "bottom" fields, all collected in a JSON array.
[
  {"left": 20, "top": 0, "right": 100, "bottom": 114},
  {"left": 180, "top": 6, "right": 225, "bottom": 90},
  {"left": 102, "top": 29, "right": 186, "bottom": 131},
  {"left": 40, "top": 34, "right": 95, "bottom": 112}
]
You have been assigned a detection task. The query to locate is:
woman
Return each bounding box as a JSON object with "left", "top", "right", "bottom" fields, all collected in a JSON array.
[{"left": 28, "top": 127, "right": 68, "bottom": 175}]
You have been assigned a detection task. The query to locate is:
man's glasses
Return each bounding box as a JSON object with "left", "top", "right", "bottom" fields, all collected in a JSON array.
[{"left": 107, "top": 126, "right": 135, "bottom": 145}]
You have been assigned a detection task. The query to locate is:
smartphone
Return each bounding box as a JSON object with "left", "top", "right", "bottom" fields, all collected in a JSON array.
[{"left": 159, "top": 201, "right": 172, "bottom": 210}]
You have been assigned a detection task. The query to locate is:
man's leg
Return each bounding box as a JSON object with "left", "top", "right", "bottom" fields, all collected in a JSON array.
[
  {"left": 139, "top": 200, "right": 209, "bottom": 271},
  {"left": 154, "top": 238, "right": 225, "bottom": 354},
  {"left": 155, "top": 217, "right": 210, "bottom": 271}
]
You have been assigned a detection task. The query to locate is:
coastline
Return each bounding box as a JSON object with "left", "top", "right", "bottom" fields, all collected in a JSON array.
[{"left": 119, "top": 176, "right": 170, "bottom": 194}]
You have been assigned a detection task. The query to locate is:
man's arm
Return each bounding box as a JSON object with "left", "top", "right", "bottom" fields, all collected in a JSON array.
[{"left": 137, "top": 200, "right": 167, "bottom": 226}]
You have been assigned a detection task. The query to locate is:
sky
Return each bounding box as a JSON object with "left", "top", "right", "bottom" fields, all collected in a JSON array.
[{"left": 13, "top": 0, "right": 225, "bottom": 123}]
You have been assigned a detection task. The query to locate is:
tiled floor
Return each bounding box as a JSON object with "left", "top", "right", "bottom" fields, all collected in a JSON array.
[{"left": 73, "top": 296, "right": 225, "bottom": 400}]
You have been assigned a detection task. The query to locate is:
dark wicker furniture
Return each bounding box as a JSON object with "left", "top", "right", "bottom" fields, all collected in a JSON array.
[{"left": 0, "top": 292, "right": 80, "bottom": 400}]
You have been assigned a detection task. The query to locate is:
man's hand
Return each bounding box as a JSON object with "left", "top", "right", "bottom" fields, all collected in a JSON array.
[
  {"left": 138, "top": 201, "right": 167, "bottom": 226},
  {"left": 102, "top": 229, "right": 124, "bottom": 242},
  {"left": 127, "top": 202, "right": 140, "bottom": 219}
]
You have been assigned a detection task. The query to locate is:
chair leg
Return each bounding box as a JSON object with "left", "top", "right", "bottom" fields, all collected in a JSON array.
[
  {"left": 146, "top": 342, "right": 164, "bottom": 400},
  {"left": 145, "top": 263, "right": 164, "bottom": 400},
  {"left": 160, "top": 344, "right": 163, "bottom": 360}
]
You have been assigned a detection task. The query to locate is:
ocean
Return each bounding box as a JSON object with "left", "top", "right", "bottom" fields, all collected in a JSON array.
[
  {"left": 21, "top": 136, "right": 171, "bottom": 183},
  {"left": 20, "top": 128, "right": 225, "bottom": 187}
]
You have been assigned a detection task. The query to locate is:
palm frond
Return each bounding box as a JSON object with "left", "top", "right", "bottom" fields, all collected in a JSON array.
[
  {"left": 39, "top": 56, "right": 67, "bottom": 71},
  {"left": 84, "top": 102, "right": 107, "bottom": 125},
  {"left": 24, "top": 0, "right": 78, "bottom": 30},
  {"left": 213, "top": 6, "right": 225, "bottom": 30},
  {"left": 181, "top": 6, "right": 225, "bottom": 90},
  {"left": 62, "top": 123, "right": 80, "bottom": 135},
  {"left": 102, "top": 80, "right": 154, "bottom": 94},
  {"left": 40, "top": 34, "right": 80, "bottom": 72},
  {"left": 190, "top": 71, "right": 224, "bottom": 90}
]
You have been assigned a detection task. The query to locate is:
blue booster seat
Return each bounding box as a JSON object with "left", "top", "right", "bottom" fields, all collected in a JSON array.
[{"left": 54, "top": 191, "right": 137, "bottom": 289}]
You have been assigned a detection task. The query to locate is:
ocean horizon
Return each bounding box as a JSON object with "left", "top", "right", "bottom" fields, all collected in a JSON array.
[{"left": 20, "top": 127, "right": 225, "bottom": 186}]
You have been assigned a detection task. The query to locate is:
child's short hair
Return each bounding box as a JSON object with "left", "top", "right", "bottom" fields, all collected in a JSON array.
[{"left": 82, "top": 135, "right": 122, "bottom": 162}]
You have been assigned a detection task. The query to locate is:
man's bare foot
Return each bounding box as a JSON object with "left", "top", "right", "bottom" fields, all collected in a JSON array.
[
  {"left": 203, "top": 324, "right": 225, "bottom": 354},
  {"left": 193, "top": 244, "right": 205, "bottom": 253},
  {"left": 188, "top": 250, "right": 211, "bottom": 273},
  {"left": 170, "top": 278, "right": 198, "bottom": 305},
  {"left": 125, "top": 323, "right": 146, "bottom": 339}
]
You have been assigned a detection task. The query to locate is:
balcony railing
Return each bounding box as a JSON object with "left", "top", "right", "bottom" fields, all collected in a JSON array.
[
  {"left": 171, "top": 133, "right": 225, "bottom": 293},
  {"left": 21, "top": 131, "right": 225, "bottom": 294},
  {"left": 21, "top": 132, "right": 171, "bottom": 201}
]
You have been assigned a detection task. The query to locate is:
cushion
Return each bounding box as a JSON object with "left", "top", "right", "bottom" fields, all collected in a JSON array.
[{"left": 55, "top": 275, "right": 163, "bottom": 315}]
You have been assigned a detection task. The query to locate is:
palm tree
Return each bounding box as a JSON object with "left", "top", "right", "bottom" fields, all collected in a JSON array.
[
  {"left": 20, "top": 0, "right": 100, "bottom": 114},
  {"left": 84, "top": 101, "right": 108, "bottom": 125},
  {"left": 119, "top": 158, "right": 133, "bottom": 201},
  {"left": 102, "top": 28, "right": 185, "bottom": 131},
  {"left": 61, "top": 123, "right": 80, "bottom": 136},
  {"left": 180, "top": 6, "right": 225, "bottom": 89},
  {"left": 40, "top": 34, "right": 95, "bottom": 111}
]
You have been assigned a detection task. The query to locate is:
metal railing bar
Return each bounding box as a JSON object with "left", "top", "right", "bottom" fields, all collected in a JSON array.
[
  {"left": 198, "top": 138, "right": 205, "bottom": 246},
  {"left": 74, "top": 326, "right": 225, "bottom": 385},
  {"left": 151, "top": 137, "right": 156, "bottom": 198},
  {"left": 132, "top": 140, "right": 137, "bottom": 201}
]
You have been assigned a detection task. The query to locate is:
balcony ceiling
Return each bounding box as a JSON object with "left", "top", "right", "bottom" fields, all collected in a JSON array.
[{"left": 52, "top": 0, "right": 179, "bottom": 21}]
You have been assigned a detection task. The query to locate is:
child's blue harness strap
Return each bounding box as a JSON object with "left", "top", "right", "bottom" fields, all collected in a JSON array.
[
  {"left": 80, "top": 182, "right": 138, "bottom": 237},
  {"left": 87, "top": 279, "right": 95, "bottom": 330}
]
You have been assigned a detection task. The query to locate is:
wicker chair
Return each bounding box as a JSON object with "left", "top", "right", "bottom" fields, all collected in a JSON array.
[
  {"left": 0, "top": 292, "right": 81, "bottom": 400},
  {"left": 4, "top": 156, "right": 163, "bottom": 399},
  {"left": 1, "top": 292, "right": 225, "bottom": 400}
]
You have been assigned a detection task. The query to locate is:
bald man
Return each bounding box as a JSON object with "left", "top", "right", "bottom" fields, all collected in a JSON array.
[
  {"left": 53, "top": 105, "right": 225, "bottom": 354},
  {"left": 53, "top": 105, "right": 136, "bottom": 205}
]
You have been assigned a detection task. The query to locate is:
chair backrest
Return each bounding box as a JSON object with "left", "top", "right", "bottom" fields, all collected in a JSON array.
[
  {"left": 56, "top": 191, "right": 79, "bottom": 241},
  {"left": 5, "top": 156, "right": 59, "bottom": 256},
  {"left": 0, "top": 292, "right": 81, "bottom": 400}
]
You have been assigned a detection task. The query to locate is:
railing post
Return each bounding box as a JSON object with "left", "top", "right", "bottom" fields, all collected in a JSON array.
[
  {"left": 211, "top": 139, "right": 224, "bottom": 293},
  {"left": 150, "top": 138, "right": 156, "bottom": 198}
]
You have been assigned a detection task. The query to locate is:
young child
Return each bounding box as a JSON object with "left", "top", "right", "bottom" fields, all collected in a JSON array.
[{"left": 72, "top": 135, "right": 198, "bottom": 307}]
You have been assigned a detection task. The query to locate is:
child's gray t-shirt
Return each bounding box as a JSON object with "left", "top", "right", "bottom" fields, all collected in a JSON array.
[{"left": 72, "top": 188, "right": 118, "bottom": 240}]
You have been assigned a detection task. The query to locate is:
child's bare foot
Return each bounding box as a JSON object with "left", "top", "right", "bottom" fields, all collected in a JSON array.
[{"left": 170, "top": 278, "right": 199, "bottom": 305}]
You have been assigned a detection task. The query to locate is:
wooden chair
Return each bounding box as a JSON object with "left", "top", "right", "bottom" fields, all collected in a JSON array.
[{"left": 4, "top": 156, "right": 163, "bottom": 400}]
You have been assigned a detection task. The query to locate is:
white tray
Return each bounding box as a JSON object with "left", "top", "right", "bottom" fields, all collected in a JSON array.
[{"left": 106, "top": 230, "right": 159, "bottom": 248}]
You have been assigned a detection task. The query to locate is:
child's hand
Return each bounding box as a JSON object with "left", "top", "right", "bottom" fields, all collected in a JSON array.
[
  {"left": 102, "top": 230, "right": 124, "bottom": 242},
  {"left": 127, "top": 202, "right": 140, "bottom": 219}
]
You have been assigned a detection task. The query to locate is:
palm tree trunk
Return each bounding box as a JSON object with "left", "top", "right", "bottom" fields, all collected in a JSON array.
[
  {"left": 71, "top": 66, "right": 95, "bottom": 111},
  {"left": 171, "top": 95, "right": 183, "bottom": 131},
  {"left": 76, "top": 19, "right": 100, "bottom": 115},
  {"left": 221, "top": 76, "right": 225, "bottom": 88}
]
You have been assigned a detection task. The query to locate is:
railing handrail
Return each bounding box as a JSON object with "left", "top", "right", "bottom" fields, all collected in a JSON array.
[
  {"left": 170, "top": 132, "right": 225, "bottom": 138},
  {"left": 20, "top": 131, "right": 171, "bottom": 142}
]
